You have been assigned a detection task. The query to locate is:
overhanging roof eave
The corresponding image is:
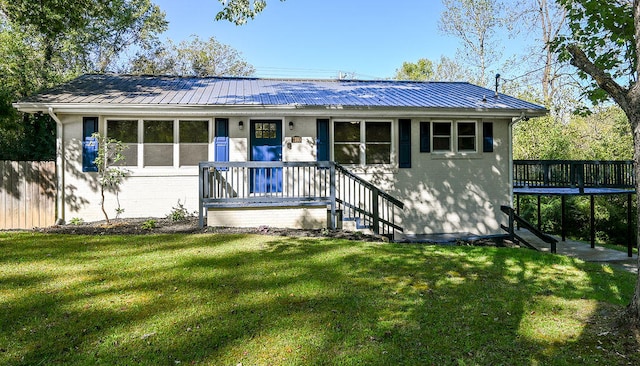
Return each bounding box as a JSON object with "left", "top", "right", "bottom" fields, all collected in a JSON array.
[{"left": 12, "top": 102, "right": 549, "bottom": 119}]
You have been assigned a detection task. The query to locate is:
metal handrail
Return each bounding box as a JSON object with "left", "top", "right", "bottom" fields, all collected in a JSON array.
[{"left": 501, "top": 205, "right": 557, "bottom": 253}]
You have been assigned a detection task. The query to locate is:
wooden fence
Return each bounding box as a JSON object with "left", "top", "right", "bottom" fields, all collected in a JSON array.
[{"left": 0, "top": 161, "right": 56, "bottom": 229}]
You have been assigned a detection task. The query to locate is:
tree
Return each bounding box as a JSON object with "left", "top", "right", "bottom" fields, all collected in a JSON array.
[
  {"left": 433, "top": 55, "right": 475, "bottom": 82},
  {"left": 394, "top": 59, "right": 435, "bottom": 81},
  {"left": 91, "top": 133, "right": 128, "bottom": 224},
  {"left": 0, "top": 0, "right": 168, "bottom": 160},
  {"left": 394, "top": 56, "right": 475, "bottom": 82},
  {"left": 79, "top": 0, "right": 168, "bottom": 73},
  {"left": 215, "top": 0, "right": 279, "bottom": 25},
  {"left": 553, "top": 0, "right": 640, "bottom": 321},
  {"left": 509, "top": 0, "right": 570, "bottom": 109},
  {"left": 438, "top": 0, "right": 504, "bottom": 87},
  {"left": 128, "top": 35, "right": 255, "bottom": 77}
]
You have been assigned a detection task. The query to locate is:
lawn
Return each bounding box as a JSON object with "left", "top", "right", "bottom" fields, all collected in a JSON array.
[{"left": 0, "top": 232, "right": 638, "bottom": 365}]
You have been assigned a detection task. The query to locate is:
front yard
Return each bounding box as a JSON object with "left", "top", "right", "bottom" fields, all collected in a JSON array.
[{"left": 0, "top": 232, "right": 638, "bottom": 365}]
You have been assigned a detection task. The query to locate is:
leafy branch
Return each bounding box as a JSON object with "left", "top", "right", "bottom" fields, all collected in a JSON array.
[{"left": 91, "top": 132, "right": 129, "bottom": 224}]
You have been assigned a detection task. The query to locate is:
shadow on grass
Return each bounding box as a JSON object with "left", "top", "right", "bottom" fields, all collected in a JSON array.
[{"left": 0, "top": 233, "right": 638, "bottom": 365}]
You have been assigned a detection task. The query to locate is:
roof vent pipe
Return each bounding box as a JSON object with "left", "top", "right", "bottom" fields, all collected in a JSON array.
[{"left": 495, "top": 73, "right": 501, "bottom": 98}]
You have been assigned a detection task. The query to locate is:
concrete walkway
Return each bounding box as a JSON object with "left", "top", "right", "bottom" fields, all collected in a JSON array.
[{"left": 515, "top": 229, "right": 638, "bottom": 273}]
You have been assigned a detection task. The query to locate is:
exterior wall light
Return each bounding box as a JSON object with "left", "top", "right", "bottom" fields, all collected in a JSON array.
[
  {"left": 289, "top": 121, "right": 294, "bottom": 130},
  {"left": 238, "top": 120, "right": 244, "bottom": 130}
]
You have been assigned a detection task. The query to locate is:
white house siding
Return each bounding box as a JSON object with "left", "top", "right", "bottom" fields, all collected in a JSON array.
[
  {"left": 59, "top": 114, "right": 320, "bottom": 223},
  {"left": 58, "top": 113, "right": 510, "bottom": 236},
  {"left": 59, "top": 115, "right": 203, "bottom": 222},
  {"left": 15, "top": 76, "right": 546, "bottom": 233},
  {"left": 392, "top": 119, "right": 511, "bottom": 238}
]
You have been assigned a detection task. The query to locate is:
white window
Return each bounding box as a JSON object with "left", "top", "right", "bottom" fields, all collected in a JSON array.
[
  {"left": 179, "top": 120, "right": 209, "bottom": 166},
  {"left": 432, "top": 122, "right": 452, "bottom": 152},
  {"left": 334, "top": 120, "right": 392, "bottom": 165},
  {"left": 144, "top": 120, "right": 174, "bottom": 166},
  {"left": 457, "top": 122, "right": 477, "bottom": 152},
  {"left": 106, "top": 118, "right": 210, "bottom": 167},
  {"left": 106, "top": 120, "right": 138, "bottom": 166},
  {"left": 430, "top": 121, "right": 477, "bottom": 153}
]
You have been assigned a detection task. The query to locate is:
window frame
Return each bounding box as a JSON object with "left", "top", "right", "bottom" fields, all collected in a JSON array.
[
  {"left": 104, "top": 117, "right": 212, "bottom": 169},
  {"left": 143, "top": 119, "right": 175, "bottom": 167},
  {"left": 431, "top": 121, "right": 453, "bottom": 153},
  {"left": 456, "top": 121, "right": 477, "bottom": 153},
  {"left": 332, "top": 119, "right": 394, "bottom": 166},
  {"left": 105, "top": 119, "right": 140, "bottom": 167},
  {"left": 427, "top": 120, "right": 479, "bottom": 155}
]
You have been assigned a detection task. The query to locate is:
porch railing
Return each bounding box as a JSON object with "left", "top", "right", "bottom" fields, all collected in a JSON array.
[
  {"left": 198, "top": 161, "right": 404, "bottom": 237},
  {"left": 513, "top": 160, "right": 634, "bottom": 191}
]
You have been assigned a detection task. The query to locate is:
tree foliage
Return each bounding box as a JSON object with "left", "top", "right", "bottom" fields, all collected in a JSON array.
[
  {"left": 438, "top": 0, "right": 504, "bottom": 86},
  {"left": 129, "top": 35, "right": 255, "bottom": 77},
  {"left": 394, "top": 59, "right": 434, "bottom": 81},
  {"left": 507, "top": 0, "right": 571, "bottom": 109},
  {"left": 0, "top": 0, "right": 167, "bottom": 160},
  {"left": 215, "top": 0, "right": 285, "bottom": 25},
  {"left": 91, "top": 133, "right": 128, "bottom": 224},
  {"left": 394, "top": 56, "right": 474, "bottom": 82},
  {"left": 513, "top": 106, "right": 633, "bottom": 160},
  {"left": 554, "top": 0, "right": 637, "bottom": 106}
]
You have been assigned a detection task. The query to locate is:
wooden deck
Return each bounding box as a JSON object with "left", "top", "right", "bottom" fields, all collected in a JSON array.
[{"left": 512, "top": 160, "right": 636, "bottom": 257}]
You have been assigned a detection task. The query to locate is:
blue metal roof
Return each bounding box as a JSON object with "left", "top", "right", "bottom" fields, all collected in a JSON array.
[{"left": 20, "top": 74, "right": 547, "bottom": 113}]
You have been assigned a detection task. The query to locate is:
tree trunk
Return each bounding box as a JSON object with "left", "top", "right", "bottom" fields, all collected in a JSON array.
[
  {"left": 626, "top": 107, "right": 640, "bottom": 321},
  {"left": 100, "top": 185, "right": 110, "bottom": 224}
]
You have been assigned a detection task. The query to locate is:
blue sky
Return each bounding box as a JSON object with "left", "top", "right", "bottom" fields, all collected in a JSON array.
[{"left": 152, "top": 0, "right": 461, "bottom": 79}]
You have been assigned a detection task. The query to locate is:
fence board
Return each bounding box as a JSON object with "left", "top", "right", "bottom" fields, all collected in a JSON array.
[{"left": 0, "top": 161, "right": 56, "bottom": 230}]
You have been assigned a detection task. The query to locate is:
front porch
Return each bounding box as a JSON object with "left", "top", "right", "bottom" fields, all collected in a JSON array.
[{"left": 198, "top": 161, "right": 404, "bottom": 238}]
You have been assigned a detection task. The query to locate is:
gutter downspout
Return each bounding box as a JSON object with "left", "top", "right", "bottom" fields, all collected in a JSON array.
[
  {"left": 509, "top": 112, "right": 528, "bottom": 207},
  {"left": 48, "top": 107, "right": 65, "bottom": 225}
]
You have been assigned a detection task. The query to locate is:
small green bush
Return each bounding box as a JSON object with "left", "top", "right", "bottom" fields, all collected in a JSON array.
[
  {"left": 68, "top": 217, "right": 84, "bottom": 226},
  {"left": 141, "top": 219, "right": 157, "bottom": 230},
  {"left": 166, "top": 200, "right": 195, "bottom": 222}
]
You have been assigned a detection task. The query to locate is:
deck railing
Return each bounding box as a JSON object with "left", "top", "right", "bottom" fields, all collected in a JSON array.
[
  {"left": 198, "top": 161, "right": 404, "bottom": 237},
  {"left": 513, "top": 160, "right": 635, "bottom": 190},
  {"left": 501, "top": 205, "right": 557, "bottom": 253}
]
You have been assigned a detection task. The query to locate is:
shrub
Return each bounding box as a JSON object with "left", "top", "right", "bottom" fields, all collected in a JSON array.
[
  {"left": 68, "top": 217, "right": 84, "bottom": 226},
  {"left": 166, "top": 200, "right": 195, "bottom": 222},
  {"left": 141, "top": 219, "right": 157, "bottom": 230}
]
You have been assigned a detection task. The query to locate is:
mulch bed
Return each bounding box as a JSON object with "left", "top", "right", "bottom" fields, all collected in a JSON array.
[
  {"left": 35, "top": 217, "right": 389, "bottom": 242},
  {"left": 32, "top": 217, "right": 516, "bottom": 247}
]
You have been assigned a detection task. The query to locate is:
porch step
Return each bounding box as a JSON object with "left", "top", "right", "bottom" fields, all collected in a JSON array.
[{"left": 342, "top": 216, "right": 371, "bottom": 230}]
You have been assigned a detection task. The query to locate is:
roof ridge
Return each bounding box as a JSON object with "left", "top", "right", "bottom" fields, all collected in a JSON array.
[{"left": 82, "top": 73, "right": 472, "bottom": 85}]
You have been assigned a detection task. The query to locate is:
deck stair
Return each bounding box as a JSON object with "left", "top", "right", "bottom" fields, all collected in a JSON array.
[{"left": 501, "top": 205, "right": 558, "bottom": 253}]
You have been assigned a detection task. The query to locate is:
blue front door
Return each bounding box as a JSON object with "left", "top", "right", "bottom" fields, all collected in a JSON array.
[{"left": 250, "top": 120, "right": 283, "bottom": 193}]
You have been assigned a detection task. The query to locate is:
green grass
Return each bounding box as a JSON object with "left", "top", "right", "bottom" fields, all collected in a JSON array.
[{"left": 0, "top": 232, "right": 638, "bottom": 365}]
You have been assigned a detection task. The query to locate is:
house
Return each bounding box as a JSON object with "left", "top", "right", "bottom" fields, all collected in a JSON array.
[{"left": 14, "top": 74, "right": 547, "bottom": 240}]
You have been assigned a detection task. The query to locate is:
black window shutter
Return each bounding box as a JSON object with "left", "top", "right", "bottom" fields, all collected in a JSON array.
[
  {"left": 420, "top": 122, "right": 431, "bottom": 153},
  {"left": 82, "top": 117, "right": 99, "bottom": 172},
  {"left": 399, "top": 119, "right": 411, "bottom": 168},
  {"left": 483, "top": 122, "right": 494, "bottom": 152},
  {"left": 316, "top": 119, "right": 330, "bottom": 161}
]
